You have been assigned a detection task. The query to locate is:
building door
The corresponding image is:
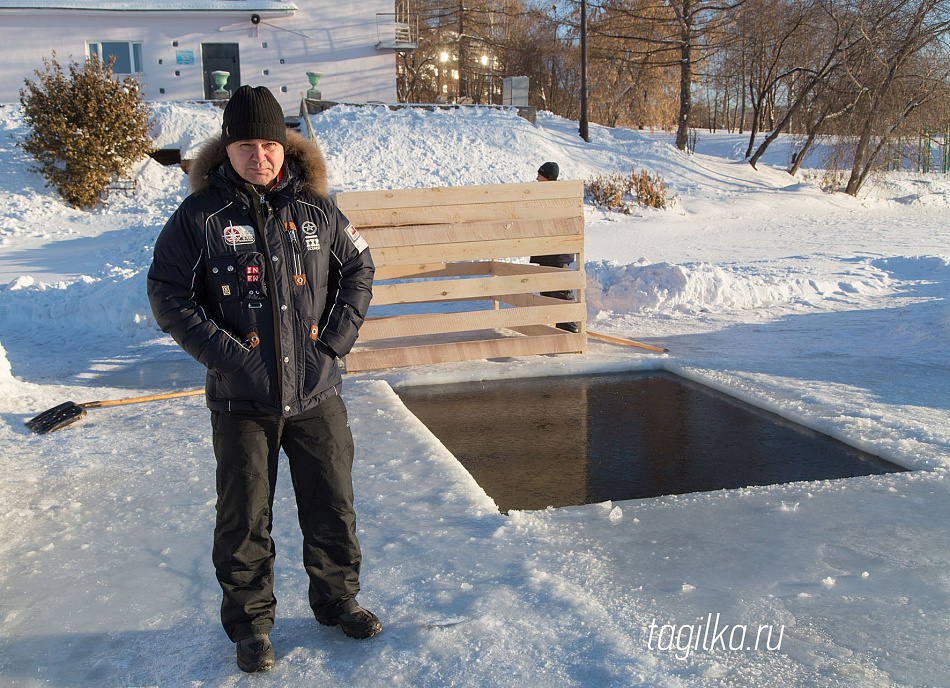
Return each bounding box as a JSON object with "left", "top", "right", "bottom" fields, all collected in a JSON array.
[{"left": 201, "top": 43, "right": 240, "bottom": 99}]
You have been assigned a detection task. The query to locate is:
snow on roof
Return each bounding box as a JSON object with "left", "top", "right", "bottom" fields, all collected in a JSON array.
[{"left": 0, "top": 0, "right": 296, "bottom": 11}]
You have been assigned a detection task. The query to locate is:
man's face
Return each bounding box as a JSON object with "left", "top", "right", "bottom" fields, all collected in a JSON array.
[{"left": 226, "top": 139, "right": 284, "bottom": 186}]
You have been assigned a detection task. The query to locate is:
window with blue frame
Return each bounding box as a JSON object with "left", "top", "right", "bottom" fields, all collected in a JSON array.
[{"left": 88, "top": 42, "right": 144, "bottom": 74}]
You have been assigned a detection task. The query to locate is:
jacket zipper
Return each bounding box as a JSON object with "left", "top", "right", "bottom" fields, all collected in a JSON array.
[
  {"left": 249, "top": 190, "right": 286, "bottom": 409},
  {"left": 286, "top": 225, "right": 306, "bottom": 286}
]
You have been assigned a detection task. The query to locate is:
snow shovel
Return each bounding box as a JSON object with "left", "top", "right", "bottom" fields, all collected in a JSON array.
[{"left": 25, "top": 389, "right": 205, "bottom": 434}]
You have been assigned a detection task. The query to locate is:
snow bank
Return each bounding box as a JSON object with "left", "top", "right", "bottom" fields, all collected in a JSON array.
[
  {"left": 310, "top": 105, "right": 555, "bottom": 191},
  {"left": 148, "top": 100, "right": 222, "bottom": 160},
  {"left": 586, "top": 259, "right": 894, "bottom": 315},
  {"left": 0, "top": 339, "right": 13, "bottom": 381},
  {"left": 0, "top": 337, "right": 33, "bottom": 404},
  {"left": 1, "top": 269, "right": 153, "bottom": 339},
  {"left": 873, "top": 254, "right": 950, "bottom": 279}
]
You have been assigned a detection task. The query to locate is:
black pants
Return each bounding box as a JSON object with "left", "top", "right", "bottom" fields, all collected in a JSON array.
[
  {"left": 210, "top": 394, "right": 362, "bottom": 642},
  {"left": 531, "top": 255, "right": 577, "bottom": 329},
  {"left": 531, "top": 255, "right": 575, "bottom": 302}
]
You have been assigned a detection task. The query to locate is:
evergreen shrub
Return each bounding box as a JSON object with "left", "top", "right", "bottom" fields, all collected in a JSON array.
[{"left": 19, "top": 52, "right": 152, "bottom": 209}]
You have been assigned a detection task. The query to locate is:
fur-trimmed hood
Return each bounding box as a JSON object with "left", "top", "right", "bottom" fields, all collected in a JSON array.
[{"left": 187, "top": 129, "right": 329, "bottom": 197}]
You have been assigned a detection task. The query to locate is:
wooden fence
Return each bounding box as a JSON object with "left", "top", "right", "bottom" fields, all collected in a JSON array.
[{"left": 336, "top": 180, "right": 587, "bottom": 372}]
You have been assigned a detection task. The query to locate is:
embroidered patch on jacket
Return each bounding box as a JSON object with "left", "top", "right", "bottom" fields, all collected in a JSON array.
[
  {"left": 305, "top": 236, "right": 321, "bottom": 251},
  {"left": 344, "top": 223, "right": 369, "bottom": 252},
  {"left": 246, "top": 266, "right": 261, "bottom": 282},
  {"left": 301, "top": 220, "right": 318, "bottom": 235},
  {"left": 223, "top": 225, "right": 256, "bottom": 246}
]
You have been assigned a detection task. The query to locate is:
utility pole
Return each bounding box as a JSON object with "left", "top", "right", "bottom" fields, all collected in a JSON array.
[{"left": 579, "top": 0, "right": 589, "bottom": 142}]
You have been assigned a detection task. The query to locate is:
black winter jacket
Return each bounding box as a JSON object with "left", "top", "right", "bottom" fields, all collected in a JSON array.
[{"left": 147, "top": 130, "right": 374, "bottom": 416}]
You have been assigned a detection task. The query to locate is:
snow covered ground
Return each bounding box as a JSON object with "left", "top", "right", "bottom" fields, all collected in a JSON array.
[{"left": 0, "top": 100, "right": 948, "bottom": 687}]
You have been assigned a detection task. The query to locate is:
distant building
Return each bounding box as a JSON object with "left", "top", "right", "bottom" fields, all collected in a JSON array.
[{"left": 0, "top": 0, "right": 408, "bottom": 112}]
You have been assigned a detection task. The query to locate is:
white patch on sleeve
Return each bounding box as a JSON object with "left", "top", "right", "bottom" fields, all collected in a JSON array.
[{"left": 344, "top": 223, "right": 369, "bottom": 253}]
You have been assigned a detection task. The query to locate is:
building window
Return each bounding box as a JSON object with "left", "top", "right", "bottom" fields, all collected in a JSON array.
[{"left": 88, "top": 42, "right": 144, "bottom": 74}]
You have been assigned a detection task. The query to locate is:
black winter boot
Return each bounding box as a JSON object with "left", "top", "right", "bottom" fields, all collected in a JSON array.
[
  {"left": 317, "top": 605, "right": 382, "bottom": 639},
  {"left": 236, "top": 634, "right": 275, "bottom": 672}
]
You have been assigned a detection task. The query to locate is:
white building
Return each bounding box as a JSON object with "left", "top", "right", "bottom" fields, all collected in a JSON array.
[{"left": 0, "top": 0, "right": 406, "bottom": 112}]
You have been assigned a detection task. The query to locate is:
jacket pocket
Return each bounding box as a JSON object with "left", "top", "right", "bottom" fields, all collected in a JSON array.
[
  {"left": 319, "top": 303, "right": 364, "bottom": 358},
  {"left": 207, "top": 336, "right": 277, "bottom": 406},
  {"left": 235, "top": 252, "right": 268, "bottom": 302},
  {"left": 300, "top": 318, "right": 338, "bottom": 399},
  {"left": 206, "top": 256, "right": 241, "bottom": 304}
]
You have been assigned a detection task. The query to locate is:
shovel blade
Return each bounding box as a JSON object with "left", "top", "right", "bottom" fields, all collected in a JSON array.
[{"left": 25, "top": 402, "right": 87, "bottom": 434}]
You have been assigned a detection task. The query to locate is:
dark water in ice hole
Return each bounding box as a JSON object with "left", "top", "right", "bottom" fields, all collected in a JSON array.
[{"left": 395, "top": 371, "right": 907, "bottom": 512}]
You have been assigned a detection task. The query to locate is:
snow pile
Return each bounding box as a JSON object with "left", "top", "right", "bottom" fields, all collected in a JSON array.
[
  {"left": 0, "top": 339, "right": 13, "bottom": 382},
  {"left": 873, "top": 254, "right": 950, "bottom": 279},
  {"left": 586, "top": 259, "right": 894, "bottom": 315},
  {"left": 1, "top": 269, "right": 153, "bottom": 338},
  {"left": 310, "top": 105, "right": 563, "bottom": 191},
  {"left": 148, "top": 100, "right": 222, "bottom": 160}
]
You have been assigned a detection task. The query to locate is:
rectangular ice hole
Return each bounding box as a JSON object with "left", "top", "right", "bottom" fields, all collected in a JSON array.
[{"left": 396, "top": 371, "right": 907, "bottom": 512}]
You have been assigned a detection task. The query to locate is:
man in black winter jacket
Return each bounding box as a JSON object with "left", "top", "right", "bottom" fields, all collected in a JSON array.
[
  {"left": 147, "top": 85, "right": 378, "bottom": 673},
  {"left": 529, "top": 161, "right": 578, "bottom": 333}
]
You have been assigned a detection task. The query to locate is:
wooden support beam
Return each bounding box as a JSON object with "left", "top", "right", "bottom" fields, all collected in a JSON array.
[
  {"left": 375, "top": 261, "right": 490, "bottom": 281},
  {"left": 337, "top": 180, "right": 584, "bottom": 212},
  {"left": 360, "top": 302, "right": 586, "bottom": 340},
  {"left": 370, "top": 269, "right": 586, "bottom": 306},
  {"left": 345, "top": 330, "right": 587, "bottom": 372},
  {"left": 371, "top": 234, "right": 584, "bottom": 267},
  {"left": 359, "top": 216, "right": 583, "bottom": 248},
  {"left": 345, "top": 201, "right": 580, "bottom": 229}
]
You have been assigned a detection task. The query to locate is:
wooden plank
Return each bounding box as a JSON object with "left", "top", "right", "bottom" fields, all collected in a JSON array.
[
  {"left": 374, "top": 261, "right": 491, "bottom": 281},
  {"left": 374, "top": 256, "right": 583, "bottom": 281},
  {"left": 587, "top": 329, "right": 669, "bottom": 353},
  {"left": 360, "top": 216, "right": 583, "bottom": 249},
  {"left": 489, "top": 261, "right": 581, "bottom": 276},
  {"left": 345, "top": 200, "right": 580, "bottom": 228},
  {"left": 360, "top": 302, "right": 587, "bottom": 339},
  {"left": 499, "top": 292, "right": 583, "bottom": 308},
  {"left": 508, "top": 324, "right": 583, "bottom": 337},
  {"left": 344, "top": 331, "right": 587, "bottom": 372},
  {"left": 370, "top": 270, "right": 586, "bottom": 306},
  {"left": 336, "top": 180, "right": 584, "bottom": 212},
  {"left": 371, "top": 234, "right": 584, "bottom": 266}
]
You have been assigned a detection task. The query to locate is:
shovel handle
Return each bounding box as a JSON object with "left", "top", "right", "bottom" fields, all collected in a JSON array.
[{"left": 82, "top": 389, "right": 205, "bottom": 409}]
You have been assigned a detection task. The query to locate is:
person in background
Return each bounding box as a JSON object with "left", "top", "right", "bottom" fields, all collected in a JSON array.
[
  {"left": 530, "top": 161, "right": 579, "bottom": 333},
  {"left": 147, "top": 85, "right": 379, "bottom": 673}
]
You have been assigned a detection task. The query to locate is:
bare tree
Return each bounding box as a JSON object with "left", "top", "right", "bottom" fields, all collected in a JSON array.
[
  {"left": 582, "top": 1, "right": 680, "bottom": 128},
  {"left": 721, "top": 0, "right": 816, "bottom": 157},
  {"left": 839, "top": 0, "right": 950, "bottom": 194},
  {"left": 746, "top": 0, "right": 867, "bottom": 168},
  {"left": 586, "top": 0, "right": 744, "bottom": 148},
  {"left": 786, "top": 74, "right": 859, "bottom": 175}
]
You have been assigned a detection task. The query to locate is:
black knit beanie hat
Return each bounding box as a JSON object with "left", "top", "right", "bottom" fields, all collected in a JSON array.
[
  {"left": 221, "top": 85, "right": 286, "bottom": 146},
  {"left": 538, "top": 161, "right": 559, "bottom": 181}
]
